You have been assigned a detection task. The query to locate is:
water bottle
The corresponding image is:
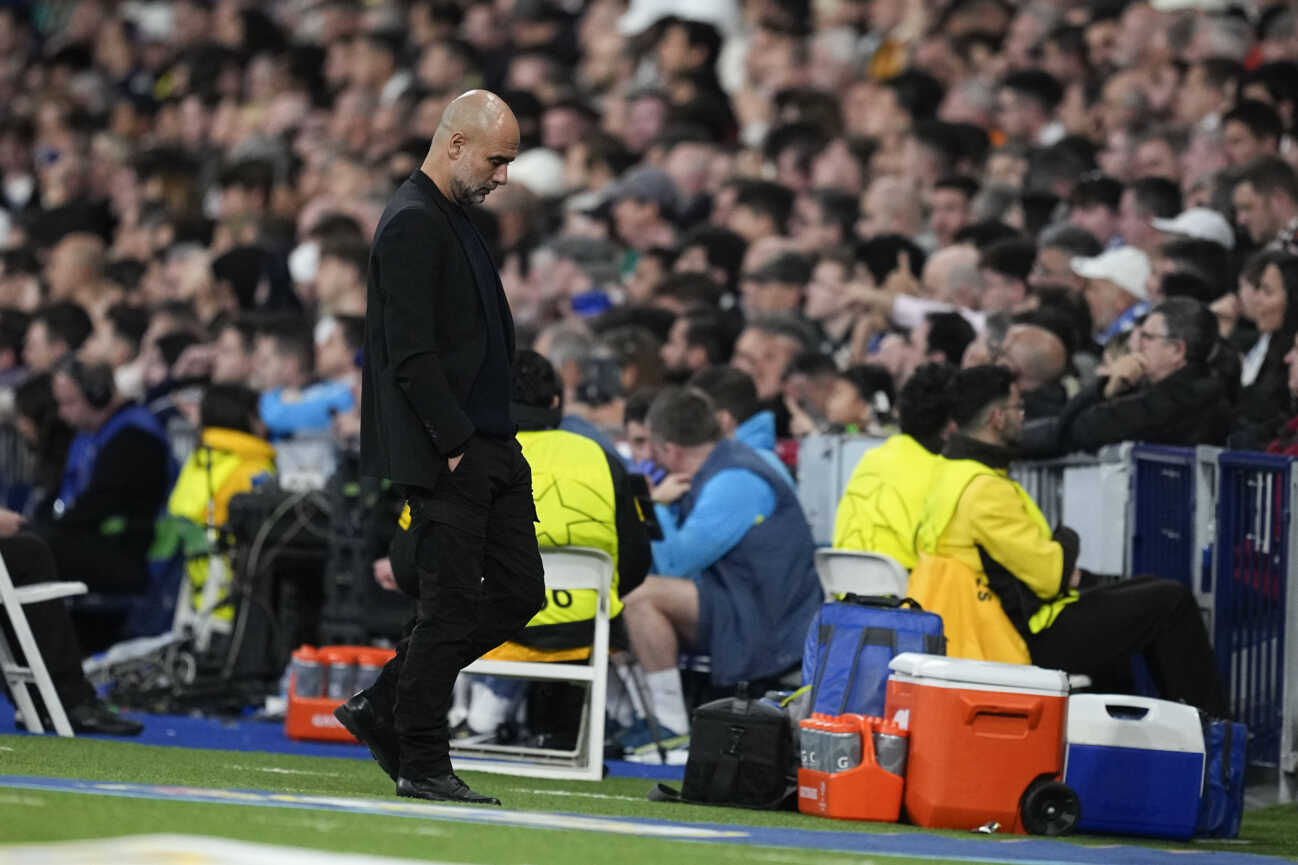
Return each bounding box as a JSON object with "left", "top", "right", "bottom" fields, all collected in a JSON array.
[
  {"left": 320, "top": 646, "right": 357, "bottom": 701},
  {"left": 872, "top": 719, "right": 910, "bottom": 778},
  {"left": 290, "top": 645, "right": 322, "bottom": 698}
]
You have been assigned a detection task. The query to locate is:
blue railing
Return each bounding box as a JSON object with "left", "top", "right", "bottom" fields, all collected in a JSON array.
[
  {"left": 1213, "top": 452, "right": 1292, "bottom": 766},
  {"left": 1130, "top": 446, "right": 1198, "bottom": 590}
]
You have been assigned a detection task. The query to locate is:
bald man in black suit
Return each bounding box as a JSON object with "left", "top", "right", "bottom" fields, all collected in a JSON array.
[{"left": 338, "top": 90, "right": 544, "bottom": 805}]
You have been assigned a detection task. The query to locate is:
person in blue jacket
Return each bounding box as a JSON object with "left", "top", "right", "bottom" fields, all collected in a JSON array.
[
  {"left": 688, "top": 365, "right": 795, "bottom": 489},
  {"left": 620, "top": 386, "right": 820, "bottom": 759},
  {"left": 257, "top": 315, "right": 362, "bottom": 438}
]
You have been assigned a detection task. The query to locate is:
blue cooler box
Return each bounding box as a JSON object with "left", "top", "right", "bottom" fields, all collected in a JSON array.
[{"left": 1063, "top": 695, "right": 1205, "bottom": 839}]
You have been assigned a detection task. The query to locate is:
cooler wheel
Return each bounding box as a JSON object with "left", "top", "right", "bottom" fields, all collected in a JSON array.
[{"left": 1019, "top": 778, "right": 1080, "bottom": 836}]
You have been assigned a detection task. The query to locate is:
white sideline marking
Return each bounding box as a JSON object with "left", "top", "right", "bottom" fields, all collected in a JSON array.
[
  {"left": 228, "top": 764, "right": 342, "bottom": 777},
  {"left": 507, "top": 787, "right": 643, "bottom": 802}
]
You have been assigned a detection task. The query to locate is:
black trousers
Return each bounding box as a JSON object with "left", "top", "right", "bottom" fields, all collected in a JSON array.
[
  {"left": 365, "top": 435, "right": 545, "bottom": 777},
  {"left": 39, "top": 526, "right": 146, "bottom": 594},
  {"left": 1027, "top": 577, "right": 1228, "bottom": 717},
  {"left": 1, "top": 532, "right": 95, "bottom": 710}
]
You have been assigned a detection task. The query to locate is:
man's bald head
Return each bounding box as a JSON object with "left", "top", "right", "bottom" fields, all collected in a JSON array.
[
  {"left": 1000, "top": 323, "right": 1067, "bottom": 392},
  {"left": 923, "top": 244, "right": 982, "bottom": 307},
  {"left": 423, "top": 90, "right": 521, "bottom": 207}
]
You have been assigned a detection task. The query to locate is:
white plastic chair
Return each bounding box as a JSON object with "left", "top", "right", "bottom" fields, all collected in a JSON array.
[
  {"left": 814, "top": 548, "right": 909, "bottom": 600},
  {"left": 455, "top": 546, "right": 614, "bottom": 781},
  {"left": 0, "top": 550, "right": 87, "bottom": 736}
]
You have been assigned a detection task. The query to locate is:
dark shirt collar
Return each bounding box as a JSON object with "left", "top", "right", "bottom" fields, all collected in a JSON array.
[
  {"left": 943, "top": 433, "right": 1014, "bottom": 470},
  {"left": 409, "top": 169, "right": 458, "bottom": 215}
]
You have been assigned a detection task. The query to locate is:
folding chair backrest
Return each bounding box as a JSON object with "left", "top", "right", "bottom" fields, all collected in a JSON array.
[{"left": 815, "top": 548, "right": 909, "bottom": 599}]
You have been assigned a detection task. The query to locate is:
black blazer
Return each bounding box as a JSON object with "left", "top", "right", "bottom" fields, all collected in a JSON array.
[{"left": 360, "top": 171, "right": 514, "bottom": 489}]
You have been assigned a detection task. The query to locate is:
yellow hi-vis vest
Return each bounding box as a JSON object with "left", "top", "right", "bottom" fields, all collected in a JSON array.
[
  {"left": 167, "top": 428, "right": 276, "bottom": 619},
  {"left": 910, "top": 457, "right": 1077, "bottom": 663},
  {"left": 832, "top": 434, "right": 940, "bottom": 570},
  {"left": 479, "top": 429, "right": 621, "bottom": 663}
]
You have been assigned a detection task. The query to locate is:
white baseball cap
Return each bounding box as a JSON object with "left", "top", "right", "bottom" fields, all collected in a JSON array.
[
  {"left": 1151, "top": 207, "right": 1235, "bottom": 250},
  {"left": 1070, "top": 247, "right": 1152, "bottom": 301}
]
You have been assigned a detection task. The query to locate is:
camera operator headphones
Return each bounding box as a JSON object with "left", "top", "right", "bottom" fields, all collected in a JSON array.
[{"left": 56, "top": 355, "right": 115, "bottom": 410}]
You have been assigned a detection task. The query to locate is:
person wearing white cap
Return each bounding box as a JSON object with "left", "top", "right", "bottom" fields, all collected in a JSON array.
[
  {"left": 1070, "top": 246, "right": 1152, "bottom": 347},
  {"left": 1151, "top": 207, "right": 1236, "bottom": 250}
]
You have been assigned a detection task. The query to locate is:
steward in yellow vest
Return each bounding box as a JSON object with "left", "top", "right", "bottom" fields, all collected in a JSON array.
[
  {"left": 907, "top": 367, "right": 1227, "bottom": 715},
  {"left": 833, "top": 363, "right": 958, "bottom": 570},
  {"left": 908, "top": 367, "right": 1079, "bottom": 663},
  {"left": 481, "top": 351, "right": 650, "bottom": 662},
  {"left": 167, "top": 385, "right": 276, "bottom": 618}
]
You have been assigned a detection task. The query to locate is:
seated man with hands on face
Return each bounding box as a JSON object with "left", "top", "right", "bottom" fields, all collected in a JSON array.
[
  {"left": 1019, "top": 297, "right": 1236, "bottom": 457},
  {"left": 618, "top": 387, "right": 820, "bottom": 760}
]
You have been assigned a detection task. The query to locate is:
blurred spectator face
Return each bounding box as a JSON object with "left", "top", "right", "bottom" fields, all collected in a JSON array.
[
  {"left": 1233, "top": 181, "right": 1280, "bottom": 245},
  {"left": 53, "top": 370, "right": 98, "bottom": 431},
  {"left": 810, "top": 139, "right": 865, "bottom": 195},
  {"left": 824, "top": 376, "right": 871, "bottom": 428},
  {"left": 1133, "top": 312, "right": 1185, "bottom": 384},
  {"left": 625, "top": 95, "right": 668, "bottom": 154},
  {"left": 928, "top": 187, "right": 971, "bottom": 248},
  {"left": 417, "top": 43, "right": 466, "bottom": 91},
  {"left": 1097, "top": 128, "right": 1135, "bottom": 180},
  {"left": 868, "top": 332, "right": 919, "bottom": 384},
  {"left": 790, "top": 195, "right": 840, "bottom": 249},
  {"left": 1223, "top": 120, "right": 1271, "bottom": 167},
  {"left": 1070, "top": 204, "right": 1118, "bottom": 245},
  {"left": 45, "top": 233, "right": 104, "bottom": 301},
  {"left": 626, "top": 253, "right": 668, "bottom": 305},
  {"left": 743, "top": 277, "right": 802, "bottom": 315},
  {"left": 804, "top": 258, "right": 851, "bottom": 322},
  {"left": 23, "top": 321, "right": 62, "bottom": 374},
  {"left": 1241, "top": 263, "right": 1289, "bottom": 335},
  {"left": 986, "top": 151, "right": 1029, "bottom": 187},
  {"left": 731, "top": 328, "right": 799, "bottom": 399},
  {"left": 728, "top": 204, "right": 778, "bottom": 244},
  {"left": 84, "top": 321, "right": 133, "bottom": 367},
  {"left": 980, "top": 269, "right": 1026, "bottom": 316},
  {"left": 996, "top": 88, "right": 1044, "bottom": 142},
  {"left": 613, "top": 197, "right": 661, "bottom": 246},
  {"left": 1084, "top": 278, "right": 1136, "bottom": 334},
  {"left": 857, "top": 176, "right": 921, "bottom": 238},
  {"left": 660, "top": 317, "right": 697, "bottom": 375},
  {"left": 626, "top": 417, "right": 653, "bottom": 464},
  {"left": 1117, "top": 190, "right": 1159, "bottom": 252},
  {"left": 1134, "top": 138, "right": 1179, "bottom": 183},
  {"left": 542, "top": 106, "right": 588, "bottom": 153},
  {"left": 212, "top": 325, "right": 252, "bottom": 385},
  {"left": 316, "top": 320, "right": 355, "bottom": 380},
  {"left": 1182, "top": 129, "right": 1227, "bottom": 185},
  {"left": 1176, "top": 65, "right": 1228, "bottom": 126},
  {"left": 141, "top": 340, "right": 172, "bottom": 389},
  {"left": 1032, "top": 245, "right": 1086, "bottom": 294}
]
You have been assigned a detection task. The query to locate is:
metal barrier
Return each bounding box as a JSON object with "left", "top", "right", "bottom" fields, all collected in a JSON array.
[{"left": 1213, "top": 452, "right": 1294, "bottom": 771}]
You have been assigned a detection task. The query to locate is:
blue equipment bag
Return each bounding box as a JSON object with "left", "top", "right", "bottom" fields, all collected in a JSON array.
[
  {"left": 802, "top": 594, "right": 945, "bottom": 718},
  {"left": 1196, "top": 716, "right": 1247, "bottom": 838}
]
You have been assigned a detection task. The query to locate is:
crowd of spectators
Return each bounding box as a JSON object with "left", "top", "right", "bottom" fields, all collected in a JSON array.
[{"left": 3, "top": 0, "right": 1298, "bottom": 735}]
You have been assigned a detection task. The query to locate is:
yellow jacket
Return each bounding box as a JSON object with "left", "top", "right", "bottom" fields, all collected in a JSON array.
[
  {"left": 909, "top": 438, "right": 1077, "bottom": 663},
  {"left": 167, "top": 428, "right": 276, "bottom": 616},
  {"left": 833, "top": 434, "right": 940, "bottom": 570}
]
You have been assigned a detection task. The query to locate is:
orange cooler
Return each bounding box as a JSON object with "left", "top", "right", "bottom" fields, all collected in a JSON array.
[{"left": 884, "top": 653, "right": 1069, "bottom": 833}]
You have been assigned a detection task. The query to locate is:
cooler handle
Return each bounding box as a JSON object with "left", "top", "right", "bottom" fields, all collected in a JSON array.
[
  {"left": 961, "top": 700, "right": 1043, "bottom": 730},
  {"left": 1104, "top": 703, "right": 1151, "bottom": 720}
]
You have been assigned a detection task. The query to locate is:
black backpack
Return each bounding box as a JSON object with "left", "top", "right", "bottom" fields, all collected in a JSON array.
[{"left": 650, "top": 687, "right": 796, "bottom": 810}]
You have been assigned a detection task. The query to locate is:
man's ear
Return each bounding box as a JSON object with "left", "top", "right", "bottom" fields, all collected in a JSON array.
[
  {"left": 716, "top": 408, "right": 736, "bottom": 433},
  {"left": 447, "top": 131, "right": 465, "bottom": 160}
]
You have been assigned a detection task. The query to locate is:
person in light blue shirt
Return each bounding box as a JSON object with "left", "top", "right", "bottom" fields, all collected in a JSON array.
[
  {"left": 688, "top": 365, "right": 795, "bottom": 489},
  {"left": 621, "top": 388, "right": 819, "bottom": 759},
  {"left": 257, "top": 314, "right": 363, "bottom": 439}
]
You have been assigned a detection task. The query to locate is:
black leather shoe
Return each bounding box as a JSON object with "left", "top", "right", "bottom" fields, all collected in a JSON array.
[
  {"left": 334, "top": 694, "right": 400, "bottom": 781},
  {"left": 397, "top": 773, "right": 501, "bottom": 805},
  {"left": 67, "top": 702, "right": 143, "bottom": 736}
]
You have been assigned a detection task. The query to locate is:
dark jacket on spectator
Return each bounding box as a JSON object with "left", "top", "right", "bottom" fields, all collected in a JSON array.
[
  {"left": 1022, "top": 382, "right": 1069, "bottom": 420},
  {"left": 1019, "top": 363, "right": 1231, "bottom": 456},
  {"left": 1232, "top": 330, "right": 1294, "bottom": 449}
]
